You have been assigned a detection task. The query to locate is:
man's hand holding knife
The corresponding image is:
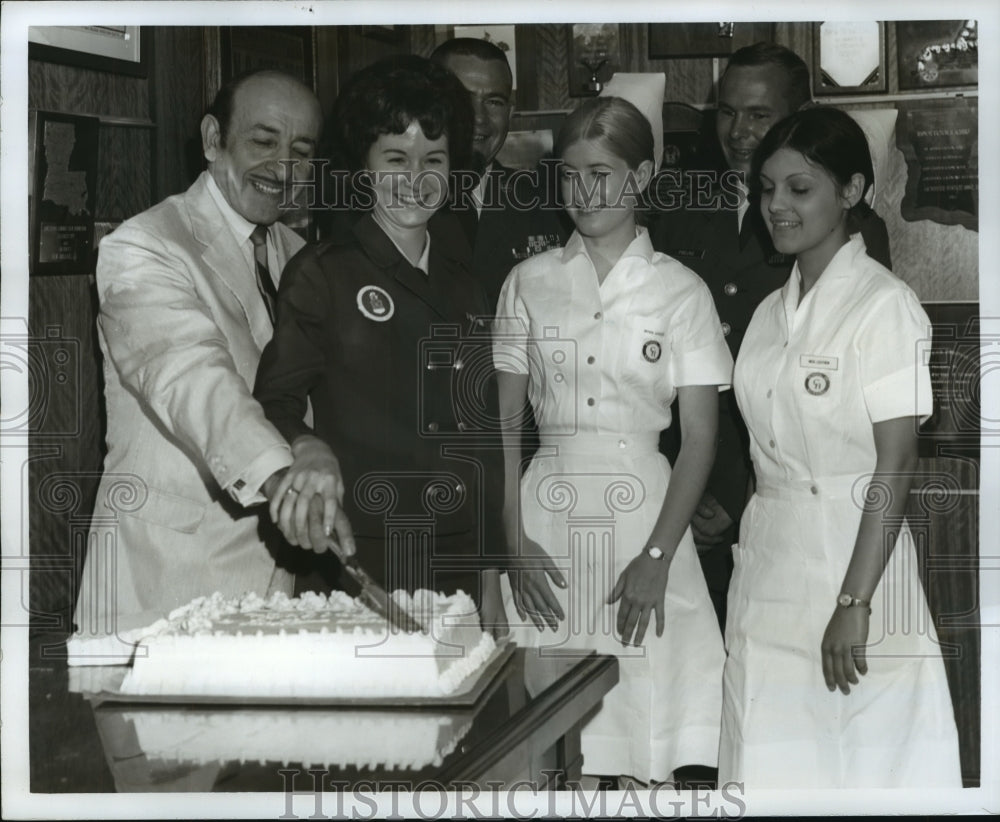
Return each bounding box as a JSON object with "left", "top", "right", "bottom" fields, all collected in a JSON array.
[{"left": 262, "top": 434, "right": 356, "bottom": 558}]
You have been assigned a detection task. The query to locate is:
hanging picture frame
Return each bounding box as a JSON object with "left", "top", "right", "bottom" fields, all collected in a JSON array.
[
  {"left": 812, "top": 21, "right": 887, "bottom": 96},
  {"left": 28, "top": 26, "right": 149, "bottom": 77}
]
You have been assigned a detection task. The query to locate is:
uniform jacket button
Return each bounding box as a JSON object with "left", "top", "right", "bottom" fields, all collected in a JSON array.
[{"left": 427, "top": 421, "right": 439, "bottom": 432}]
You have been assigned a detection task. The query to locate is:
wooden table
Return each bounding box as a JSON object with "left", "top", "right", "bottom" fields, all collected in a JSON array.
[{"left": 28, "top": 634, "right": 618, "bottom": 793}]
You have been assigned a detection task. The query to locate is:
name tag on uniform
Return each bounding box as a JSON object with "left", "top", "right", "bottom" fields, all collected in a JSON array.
[
  {"left": 670, "top": 247, "right": 706, "bottom": 260},
  {"left": 800, "top": 354, "right": 839, "bottom": 370}
]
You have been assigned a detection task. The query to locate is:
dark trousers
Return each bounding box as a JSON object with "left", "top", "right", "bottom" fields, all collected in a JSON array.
[{"left": 697, "top": 542, "right": 734, "bottom": 635}]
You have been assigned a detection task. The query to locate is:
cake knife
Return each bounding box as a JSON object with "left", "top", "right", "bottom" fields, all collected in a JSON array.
[
  {"left": 305, "top": 492, "right": 425, "bottom": 633},
  {"left": 319, "top": 537, "right": 426, "bottom": 634}
]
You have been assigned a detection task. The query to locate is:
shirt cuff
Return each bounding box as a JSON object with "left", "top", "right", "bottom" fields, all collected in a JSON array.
[
  {"left": 227, "top": 443, "right": 293, "bottom": 506},
  {"left": 864, "top": 366, "right": 933, "bottom": 425},
  {"left": 673, "top": 341, "right": 734, "bottom": 389}
]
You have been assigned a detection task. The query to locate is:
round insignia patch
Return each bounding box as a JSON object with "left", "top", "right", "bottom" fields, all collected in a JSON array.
[
  {"left": 642, "top": 340, "right": 662, "bottom": 363},
  {"left": 805, "top": 372, "right": 831, "bottom": 395},
  {"left": 356, "top": 285, "right": 394, "bottom": 322}
]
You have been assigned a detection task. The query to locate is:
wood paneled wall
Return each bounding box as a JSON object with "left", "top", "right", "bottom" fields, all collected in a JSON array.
[{"left": 27, "top": 56, "right": 155, "bottom": 633}]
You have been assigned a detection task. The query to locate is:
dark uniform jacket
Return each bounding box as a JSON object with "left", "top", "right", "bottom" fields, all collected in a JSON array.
[
  {"left": 445, "top": 161, "right": 570, "bottom": 311},
  {"left": 651, "top": 182, "right": 892, "bottom": 525},
  {"left": 254, "top": 213, "right": 504, "bottom": 591}
]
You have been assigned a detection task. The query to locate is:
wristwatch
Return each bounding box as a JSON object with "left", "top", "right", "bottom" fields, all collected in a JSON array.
[
  {"left": 645, "top": 545, "right": 665, "bottom": 560},
  {"left": 837, "top": 592, "right": 871, "bottom": 613}
]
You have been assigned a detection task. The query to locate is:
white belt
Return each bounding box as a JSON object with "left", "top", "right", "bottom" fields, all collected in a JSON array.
[
  {"left": 755, "top": 474, "right": 863, "bottom": 500},
  {"left": 537, "top": 431, "right": 660, "bottom": 457}
]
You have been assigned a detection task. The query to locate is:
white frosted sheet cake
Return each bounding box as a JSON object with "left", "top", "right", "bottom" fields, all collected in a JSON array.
[
  {"left": 123, "top": 708, "right": 472, "bottom": 770},
  {"left": 118, "top": 589, "right": 495, "bottom": 699}
]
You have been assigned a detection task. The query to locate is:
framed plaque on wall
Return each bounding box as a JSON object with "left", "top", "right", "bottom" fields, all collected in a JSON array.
[
  {"left": 812, "top": 21, "right": 887, "bottom": 96},
  {"left": 29, "top": 111, "right": 100, "bottom": 276}
]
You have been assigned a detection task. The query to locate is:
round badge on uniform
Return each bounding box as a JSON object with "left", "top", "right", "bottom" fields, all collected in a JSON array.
[
  {"left": 356, "top": 285, "right": 394, "bottom": 322},
  {"left": 805, "top": 371, "right": 830, "bottom": 395},
  {"left": 642, "top": 340, "right": 662, "bottom": 363}
]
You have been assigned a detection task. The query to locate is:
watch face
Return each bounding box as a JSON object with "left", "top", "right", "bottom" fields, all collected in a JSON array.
[
  {"left": 647, "top": 546, "right": 664, "bottom": 560},
  {"left": 837, "top": 593, "right": 853, "bottom": 607}
]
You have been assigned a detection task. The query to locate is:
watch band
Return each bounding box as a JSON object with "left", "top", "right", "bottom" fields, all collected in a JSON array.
[{"left": 837, "top": 592, "right": 871, "bottom": 613}]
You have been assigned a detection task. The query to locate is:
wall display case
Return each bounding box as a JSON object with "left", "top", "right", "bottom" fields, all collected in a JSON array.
[
  {"left": 220, "top": 26, "right": 315, "bottom": 88},
  {"left": 896, "top": 20, "right": 978, "bottom": 91}
]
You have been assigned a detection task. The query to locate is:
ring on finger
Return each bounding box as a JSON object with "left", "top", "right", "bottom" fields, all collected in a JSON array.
[{"left": 286, "top": 487, "right": 300, "bottom": 496}]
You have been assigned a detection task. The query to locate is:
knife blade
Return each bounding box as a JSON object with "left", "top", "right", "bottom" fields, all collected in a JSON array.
[
  {"left": 302, "top": 491, "right": 425, "bottom": 633},
  {"left": 323, "top": 540, "right": 426, "bottom": 634}
]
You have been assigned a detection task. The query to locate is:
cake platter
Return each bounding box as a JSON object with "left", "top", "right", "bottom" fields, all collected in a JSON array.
[{"left": 82, "top": 637, "right": 516, "bottom": 709}]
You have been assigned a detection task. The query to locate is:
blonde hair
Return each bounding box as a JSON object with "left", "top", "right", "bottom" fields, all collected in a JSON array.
[{"left": 555, "top": 96, "right": 654, "bottom": 170}]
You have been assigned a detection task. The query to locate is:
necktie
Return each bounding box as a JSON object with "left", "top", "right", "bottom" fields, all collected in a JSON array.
[{"left": 250, "top": 224, "right": 278, "bottom": 324}]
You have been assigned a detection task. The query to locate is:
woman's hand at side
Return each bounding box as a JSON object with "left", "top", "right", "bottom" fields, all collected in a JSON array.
[
  {"left": 821, "top": 604, "right": 870, "bottom": 694},
  {"left": 608, "top": 383, "right": 718, "bottom": 646},
  {"left": 504, "top": 506, "right": 567, "bottom": 632},
  {"left": 608, "top": 551, "right": 671, "bottom": 646}
]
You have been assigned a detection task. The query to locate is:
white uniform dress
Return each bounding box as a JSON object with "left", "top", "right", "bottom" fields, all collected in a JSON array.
[
  {"left": 724, "top": 236, "right": 962, "bottom": 788},
  {"left": 494, "top": 228, "right": 733, "bottom": 782}
]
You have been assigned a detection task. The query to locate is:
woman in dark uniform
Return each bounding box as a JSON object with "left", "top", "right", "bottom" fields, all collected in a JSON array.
[{"left": 254, "top": 56, "right": 505, "bottom": 629}]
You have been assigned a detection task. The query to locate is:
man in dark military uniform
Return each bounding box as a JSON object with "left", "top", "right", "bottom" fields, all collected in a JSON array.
[
  {"left": 431, "top": 37, "right": 569, "bottom": 311},
  {"left": 651, "top": 43, "right": 891, "bottom": 630}
]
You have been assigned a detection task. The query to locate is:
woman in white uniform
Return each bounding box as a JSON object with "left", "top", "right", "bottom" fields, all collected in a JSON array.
[
  {"left": 493, "top": 97, "right": 732, "bottom": 783},
  {"left": 722, "top": 107, "right": 962, "bottom": 788}
]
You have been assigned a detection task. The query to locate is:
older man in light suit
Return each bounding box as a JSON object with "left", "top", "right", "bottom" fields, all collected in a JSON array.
[{"left": 74, "top": 70, "right": 350, "bottom": 637}]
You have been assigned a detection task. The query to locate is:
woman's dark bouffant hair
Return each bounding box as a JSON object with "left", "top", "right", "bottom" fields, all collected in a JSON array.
[
  {"left": 751, "top": 106, "right": 877, "bottom": 230},
  {"left": 331, "top": 54, "right": 474, "bottom": 174}
]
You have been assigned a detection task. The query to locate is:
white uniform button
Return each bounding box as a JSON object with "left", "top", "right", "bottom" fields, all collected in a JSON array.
[
  {"left": 586, "top": 398, "right": 595, "bottom": 407},
  {"left": 594, "top": 311, "right": 602, "bottom": 320},
  {"left": 810, "top": 485, "right": 819, "bottom": 495},
  {"left": 554, "top": 373, "right": 564, "bottom": 383},
  {"left": 618, "top": 439, "right": 627, "bottom": 449},
  {"left": 721, "top": 322, "right": 732, "bottom": 336},
  {"left": 587, "top": 355, "right": 595, "bottom": 365},
  {"left": 724, "top": 283, "right": 738, "bottom": 296}
]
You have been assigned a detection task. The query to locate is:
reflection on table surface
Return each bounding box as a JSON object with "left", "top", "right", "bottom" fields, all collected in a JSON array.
[{"left": 31, "top": 635, "right": 617, "bottom": 793}]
